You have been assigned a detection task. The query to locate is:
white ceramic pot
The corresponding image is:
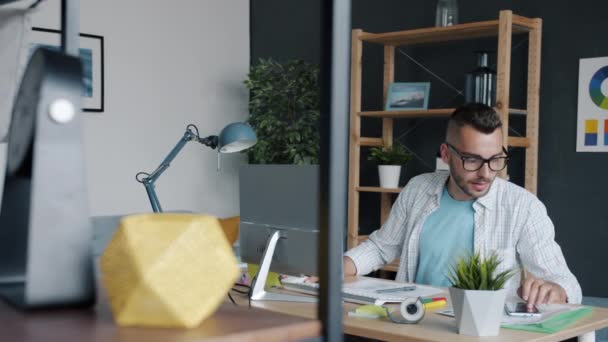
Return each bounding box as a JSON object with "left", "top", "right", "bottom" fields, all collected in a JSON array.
[
  {"left": 378, "top": 165, "right": 401, "bottom": 188},
  {"left": 449, "top": 287, "right": 507, "bottom": 336}
]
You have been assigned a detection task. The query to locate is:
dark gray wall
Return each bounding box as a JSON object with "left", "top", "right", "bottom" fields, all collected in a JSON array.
[{"left": 250, "top": 0, "right": 608, "bottom": 297}]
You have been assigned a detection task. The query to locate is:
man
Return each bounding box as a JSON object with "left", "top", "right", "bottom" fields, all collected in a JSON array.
[{"left": 343, "top": 103, "right": 582, "bottom": 307}]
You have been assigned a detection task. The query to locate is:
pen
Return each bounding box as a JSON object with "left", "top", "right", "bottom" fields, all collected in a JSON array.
[{"left": 375, "top": 286, "right": 416, "bottom": 293}]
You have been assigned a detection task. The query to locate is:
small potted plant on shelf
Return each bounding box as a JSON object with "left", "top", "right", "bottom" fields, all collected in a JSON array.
[
  {"left": 368, "top": 143, "right": 412, "bottom": 188},
  {"left": 447, "top": 251, "right": 516, "bottom": 336}
]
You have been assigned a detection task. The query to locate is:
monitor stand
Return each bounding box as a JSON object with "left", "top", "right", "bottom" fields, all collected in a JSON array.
[{"left": 249, "top": 230, "right": 317, "bottom": 303}]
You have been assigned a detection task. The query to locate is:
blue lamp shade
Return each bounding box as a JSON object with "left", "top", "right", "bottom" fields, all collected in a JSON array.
[{"left": 218, "top": 122, "right": 257, "bottom": 153}]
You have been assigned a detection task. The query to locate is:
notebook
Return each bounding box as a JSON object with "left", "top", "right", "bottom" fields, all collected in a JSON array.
[
  {"left": 281, "top": 275, "right": 443, "bottom": 305},
  {"left": 437, "top": 302, "right": 592, "bottom": 333}
]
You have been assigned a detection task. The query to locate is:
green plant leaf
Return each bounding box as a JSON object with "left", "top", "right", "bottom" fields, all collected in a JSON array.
[
  {"left": 368, "top": 143, "right": 413, "bottom": 166},
  {"left": 480, "top": 261, "right": 488, "bottom": 290},
  {"left": 244, "top": 58, "right": 320, "bottom": 164},
  {"left": 447, "top": 251, "right": 515, "bottom": 290}
]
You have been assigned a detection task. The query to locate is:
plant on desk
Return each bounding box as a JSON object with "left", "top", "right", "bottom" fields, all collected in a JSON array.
[
  {"left": 368, "top": 142, "right": 412, "bottom": 188},
  {"left": 447, "top": 251, "right": 516, "bottom": 337}
]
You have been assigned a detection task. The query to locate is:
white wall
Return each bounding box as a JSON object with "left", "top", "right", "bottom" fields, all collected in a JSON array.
[{"left": 30, "top": 0, "right": 250, "bottom": 217}]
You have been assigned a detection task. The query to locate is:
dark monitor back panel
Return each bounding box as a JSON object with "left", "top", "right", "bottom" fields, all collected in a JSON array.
[
  {"left": 239, "top": 223, "right": 318, "bottom": 276},
  {"left": 239, "top": 165, "right": 319, "bottom": 275},
  {"left": 239, "top": 165, "right": 320, "bottom": 231}
]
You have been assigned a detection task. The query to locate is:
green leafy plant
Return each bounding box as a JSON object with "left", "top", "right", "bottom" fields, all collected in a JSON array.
[
  {"left": 244, "top": 58, "right": 320, "bottom": 164},
  {"left": 447, "top": 251, "right": 516, "bottom": 290},
  {"left": 368, "top": 143, "right": 413, "bottom": 166}
]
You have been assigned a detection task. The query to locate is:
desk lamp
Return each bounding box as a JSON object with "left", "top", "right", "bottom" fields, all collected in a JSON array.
[{"left": 136, "top": 122, "right": 256, "bottom": 212}]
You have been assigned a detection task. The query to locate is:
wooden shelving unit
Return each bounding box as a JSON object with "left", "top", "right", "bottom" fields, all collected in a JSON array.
[
  {"left": 347, "top": 11, "right": 542, "bottom": 264},
  {"left": 356, "top": 186, "right": 404, "bottom": 194}
]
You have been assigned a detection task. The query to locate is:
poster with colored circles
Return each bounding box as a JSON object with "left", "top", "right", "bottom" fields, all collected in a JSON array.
[{"left": 577, "top": 57, "right": 608, "bottom": 152}]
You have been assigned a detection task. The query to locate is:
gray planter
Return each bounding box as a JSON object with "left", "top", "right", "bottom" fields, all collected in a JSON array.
[
  {"left": 378, "top": 165, "right": 401, "bottom": 188},
  {"left": 449, "top": 287, "right": 506, "bottom": 336}
]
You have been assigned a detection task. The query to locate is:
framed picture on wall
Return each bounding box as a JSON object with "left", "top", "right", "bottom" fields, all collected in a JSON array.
[
  {"left": 385, "top": 82, "right": 430, "bottom": 111},
  {"left": 576, "top": 56, "right": 608, "bottom": 152},
  {"left": 30, "top": 27, "right": 105, "bottom": 112}
]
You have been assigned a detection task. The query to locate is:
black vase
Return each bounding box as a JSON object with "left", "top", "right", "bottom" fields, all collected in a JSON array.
[{"left": 465, "top": 52, "right": 496, "bottom": 106}]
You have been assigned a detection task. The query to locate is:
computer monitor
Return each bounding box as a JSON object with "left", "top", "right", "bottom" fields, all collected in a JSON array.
[
  {"left": 0, "top": 48, "right": 95, "bottom": 308},
  {"left": 239, "top": 164, "right": 319, "bottom": 302}
]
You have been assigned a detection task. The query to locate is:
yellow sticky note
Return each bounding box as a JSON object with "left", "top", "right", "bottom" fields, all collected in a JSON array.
[
  {"left": 247, "top": 264, "right": 282, "bottom": 288},
  {"left": 356, "top": 304, "right": 389, "bottom": 318}
]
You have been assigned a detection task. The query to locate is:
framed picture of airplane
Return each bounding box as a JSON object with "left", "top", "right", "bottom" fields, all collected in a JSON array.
[{"left": 385, "top": 82, "right": 430, "bottom": 111}]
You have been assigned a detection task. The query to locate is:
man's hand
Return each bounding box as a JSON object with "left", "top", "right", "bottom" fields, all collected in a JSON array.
[
  {"left": 518, "top": 274, "right": 567, "bottom": 309},
  {"left": 304, "top": 276, "right": 319, "bottom": 283},
  {"left": 301, "top": 256, "right": 358, "bottom": 283}
]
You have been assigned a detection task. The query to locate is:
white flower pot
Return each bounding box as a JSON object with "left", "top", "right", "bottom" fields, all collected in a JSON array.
[
  {"left": 449, "top": 287, "right": 506, "bottom": 336},
  {"left": 378, "top": 165, "right": 401, "bottom": 188}
]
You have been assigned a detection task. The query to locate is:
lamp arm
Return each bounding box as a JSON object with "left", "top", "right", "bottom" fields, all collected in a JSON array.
[{"left": 138, "top": 127, "right": 218, "bottom": 212}]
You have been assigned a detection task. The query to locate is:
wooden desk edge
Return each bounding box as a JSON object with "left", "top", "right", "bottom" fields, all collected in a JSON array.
[
  {"left": 215, "top": 319, "right": 321, "bottom": 342},
  {"left": 243, "top": 286, "right": 608, "bottom": 342}
]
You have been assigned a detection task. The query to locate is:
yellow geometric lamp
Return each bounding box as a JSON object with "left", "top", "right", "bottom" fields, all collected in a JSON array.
[{"left": 100, "top": 213, "right": 239, "bottom": 328}]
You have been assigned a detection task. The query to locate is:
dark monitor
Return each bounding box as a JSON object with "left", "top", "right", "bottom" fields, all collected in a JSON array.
[
  {"left": 0, "top": 48, "right": 95, "bottom": 308},
  {"left": 239, "top": 164, "right": 319, "bottom": 302}
]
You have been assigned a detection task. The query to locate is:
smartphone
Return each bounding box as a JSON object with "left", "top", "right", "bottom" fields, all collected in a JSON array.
[{"left": 505, "top": 302, "right": 541, "bottom": 317}]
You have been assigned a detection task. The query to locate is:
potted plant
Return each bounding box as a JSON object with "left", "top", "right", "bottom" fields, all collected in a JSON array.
[
  {"left": 244, "top": 58, "right": 320, "bottom": 165},
  {"left": 447, "top": 251, "right": 516, "bottom": 336},
  {"left": 241, "top": 59, "right": 320, "bottom": 287},
  {"left": 368, "top": 143, "right": 412, "bottom": 188}
]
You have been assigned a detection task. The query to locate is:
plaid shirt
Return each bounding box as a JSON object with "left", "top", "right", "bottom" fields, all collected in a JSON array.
[{"left": 345, "top": 171, "right": 582, "bottom": 304}]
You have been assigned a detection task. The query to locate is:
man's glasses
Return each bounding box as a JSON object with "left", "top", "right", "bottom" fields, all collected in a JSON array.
[{"left": 445, "top": 142, "right": 509, "bottom": 172}]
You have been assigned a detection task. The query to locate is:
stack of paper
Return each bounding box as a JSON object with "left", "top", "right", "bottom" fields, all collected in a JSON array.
[{"left": 281, "top": 276, "right": 444, "bottom": 305}]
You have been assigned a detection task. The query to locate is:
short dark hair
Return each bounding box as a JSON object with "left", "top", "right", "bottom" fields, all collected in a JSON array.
[{"left": 448, "top": 103, "right": 502, "bottom": 134}]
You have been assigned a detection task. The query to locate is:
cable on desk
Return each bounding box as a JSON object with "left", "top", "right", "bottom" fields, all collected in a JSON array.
[
  {"left": 226, "top": 283, "right": 251, "bottom": 306},
  {"left": 227, "top": 293, "right": 237, "bottom": 306},
  {"left": 230, "top": 288, "right": 249, "bottom": 294},
  {"left": 247, "top": 274, "right": 259, "bottom": 308},
  {"left": 231, "top": 283, "right": 250, "bottom": 295}
]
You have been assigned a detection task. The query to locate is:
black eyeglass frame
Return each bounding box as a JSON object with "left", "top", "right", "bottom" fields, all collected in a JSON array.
[{"left": 444, "top": 142, "right": 510, "bottom": 172}]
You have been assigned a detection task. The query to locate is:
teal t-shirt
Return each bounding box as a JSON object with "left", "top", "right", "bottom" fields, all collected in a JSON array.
[{"left": 415, "top": 187, "right": 474, "bottom": 287}]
